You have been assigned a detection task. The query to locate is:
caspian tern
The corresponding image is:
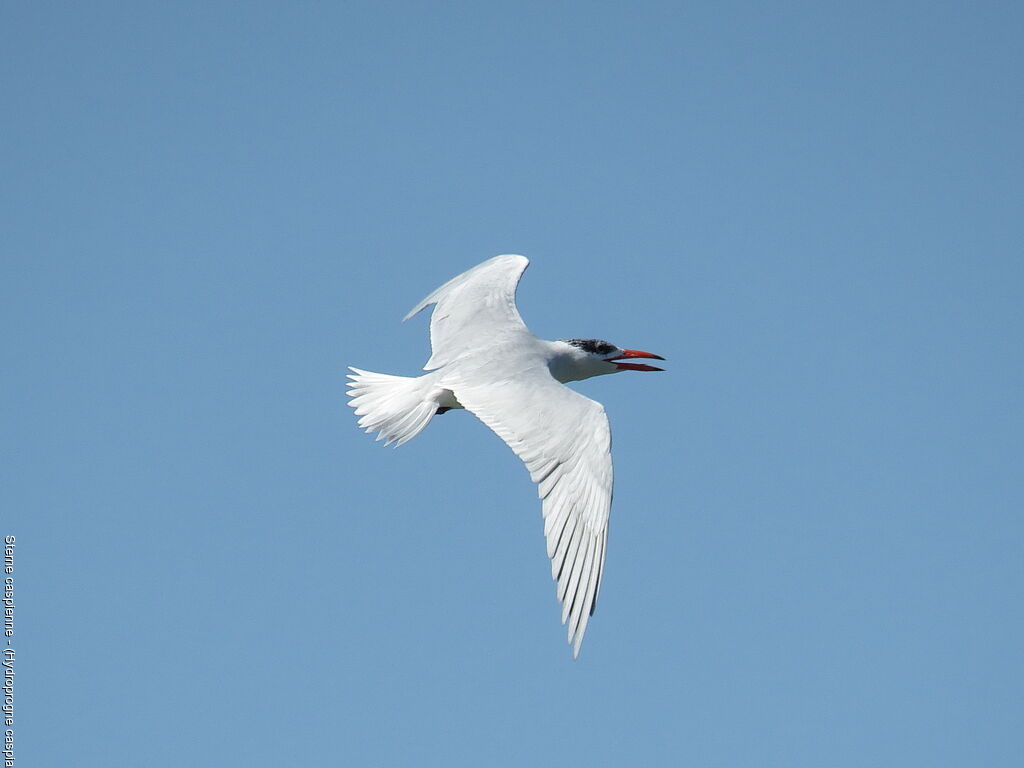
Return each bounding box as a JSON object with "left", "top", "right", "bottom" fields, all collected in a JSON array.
[{"left": 347, "top": 255, "right": 664, "bottom": 656}]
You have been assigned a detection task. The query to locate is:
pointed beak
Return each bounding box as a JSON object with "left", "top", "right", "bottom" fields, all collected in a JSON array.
[{"left": 605, "top": 349, "right": 665, "bottom": 372}]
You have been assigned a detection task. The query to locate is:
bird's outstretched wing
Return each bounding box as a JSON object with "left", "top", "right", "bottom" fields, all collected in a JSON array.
[
  {"left": 452, "top": 370, "right": 612, "bottom": 657},
  {"left": 404, "top": 254, "right": 532, "bottom": 370}
]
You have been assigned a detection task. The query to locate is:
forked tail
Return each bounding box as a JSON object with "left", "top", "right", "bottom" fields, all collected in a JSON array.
[{"left": 346, "top": 368, "right": 440, "bottom": 447}]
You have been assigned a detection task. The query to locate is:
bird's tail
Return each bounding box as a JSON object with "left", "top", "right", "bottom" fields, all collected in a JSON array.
[{"left": 346, "top": 368, "right": 440, "bottom": 447}]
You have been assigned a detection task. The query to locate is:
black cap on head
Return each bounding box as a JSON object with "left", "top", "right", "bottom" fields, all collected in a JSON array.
[{"left": 564, "top": 338, "right": 617, "bottom": 356}]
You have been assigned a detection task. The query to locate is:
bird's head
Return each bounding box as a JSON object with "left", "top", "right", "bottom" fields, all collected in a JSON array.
[{"left": 552, "top": 338, "right": 665, "bottom": 382}]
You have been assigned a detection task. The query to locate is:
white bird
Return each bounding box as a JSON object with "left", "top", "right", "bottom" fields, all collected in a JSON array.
[{"left": 347, "top": 255, "right": 664, "bottom": 657}]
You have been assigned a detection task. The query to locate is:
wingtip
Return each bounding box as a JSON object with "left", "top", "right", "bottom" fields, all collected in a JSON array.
[{"left": 497, "top": 253, "right": 529, "bottom": 265}]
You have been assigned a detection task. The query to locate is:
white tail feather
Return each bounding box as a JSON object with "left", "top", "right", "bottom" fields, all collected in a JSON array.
[{"left": 346, "top": 367, "right": 439, "bottom": 447}]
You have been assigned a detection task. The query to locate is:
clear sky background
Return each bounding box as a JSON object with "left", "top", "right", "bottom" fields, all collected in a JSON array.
[{"left": 3, "top": 2, "right": 1022, "bottom": 766}]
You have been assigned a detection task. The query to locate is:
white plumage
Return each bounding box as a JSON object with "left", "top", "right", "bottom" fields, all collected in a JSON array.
[{"left": 348, "top": 255, "right": 663, "bottom": 656}]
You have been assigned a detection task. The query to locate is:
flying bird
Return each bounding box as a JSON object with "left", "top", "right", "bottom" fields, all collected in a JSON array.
[{"left": 347, "top": 255, "right": 664, "bottom": 656}]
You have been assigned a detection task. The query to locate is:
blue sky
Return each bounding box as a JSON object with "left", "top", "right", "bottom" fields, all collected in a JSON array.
[{"left": 3, "top": 1, "right": 1022, "bottom": 765}]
